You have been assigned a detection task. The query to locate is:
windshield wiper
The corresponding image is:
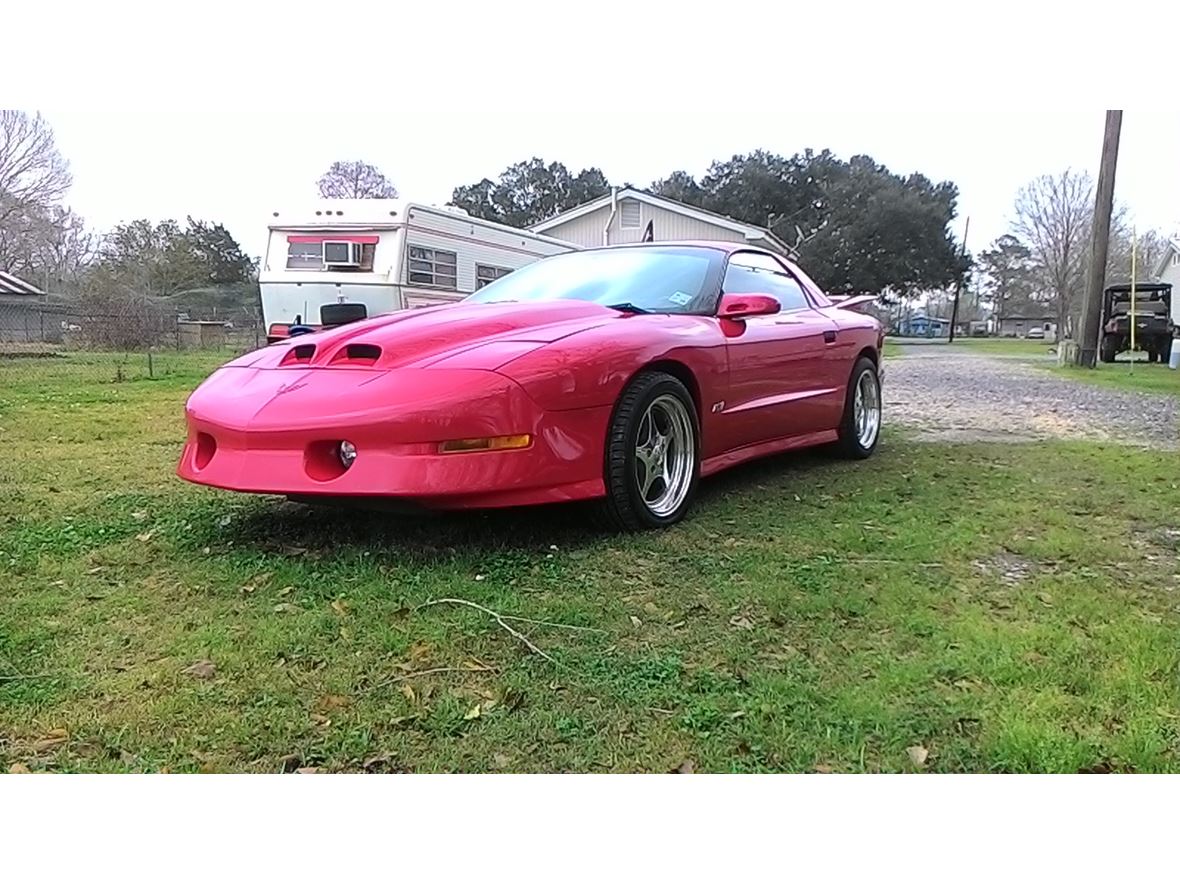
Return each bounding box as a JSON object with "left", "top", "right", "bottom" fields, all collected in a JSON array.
[{"left": 604, "top": 302, "right": 652, "bottom": 314}]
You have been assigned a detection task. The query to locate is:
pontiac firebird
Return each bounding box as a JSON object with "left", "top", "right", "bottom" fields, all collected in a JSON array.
[{"left": 177, "top": 242, "right": 884, "bottom": 530}]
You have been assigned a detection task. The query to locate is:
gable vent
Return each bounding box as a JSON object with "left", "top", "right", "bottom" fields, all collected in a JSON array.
[{"left": 620, "top": 199, "right": 641, "bottom": 229}]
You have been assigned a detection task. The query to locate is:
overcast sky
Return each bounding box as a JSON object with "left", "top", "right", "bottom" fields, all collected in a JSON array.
[{"left": 43, "top": 109, "right": 1178, "bottom": 262}]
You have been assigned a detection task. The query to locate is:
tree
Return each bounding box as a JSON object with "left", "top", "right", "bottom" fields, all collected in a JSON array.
[
  {"left": 451, "top": 158, "right": 611, "bottom": 228},
  {"left": 452, "top": 150, "right": 965, "bottom": 300},
  {"left": 1108, "top": 227, "right": 1168, "bottom": 284},
  {"left": 182, "top": 216, "right": 255, "bottom": 284},
  {"left": 794, "top": 157, "right": 967, "bottom": 299},
  {"left": 977, "top": 234, "right": 1040, "bottom": 320},
  {"left": 1010, "top": 169, "right": 1119, "bottom": 337},
  {"left": 93, "top": 217, "right": 254, "bottom": 299},
  {"left": 0, "top": 111, "right": 81, "bottom": 279},
  {"left": 317, "top": 160, "right": 398, "bottom": 199},
  {"left": 0, "top": 111, "right": 72, "bottom": 220},
  {"left": 649, "top": 170, "right": 706, "bottom": 206},
  {"left": 648, "top": 150, "right": 965, "bottom": 300}
]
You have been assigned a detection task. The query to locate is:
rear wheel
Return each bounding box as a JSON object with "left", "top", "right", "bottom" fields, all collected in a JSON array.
[
  {"left": 1100, "top": 336, "right": 1118, "bottom": 363},
  {"left": 835, "top": 357, "right": 882, "bottom": 459},
  {"left": 595, "top": 371, "right": 699, "bottom": 531}
]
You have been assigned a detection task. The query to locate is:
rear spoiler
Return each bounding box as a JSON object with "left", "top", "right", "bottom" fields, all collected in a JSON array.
[{"left": 829, "top": 294, "right": 877, "bottom": 312}]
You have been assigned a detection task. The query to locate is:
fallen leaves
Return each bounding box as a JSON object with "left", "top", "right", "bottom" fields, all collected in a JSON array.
[
  {"left": 31, "top": 728, "right": 69, "bottom": 753},
  {"left": 330, "top": 599, "right": 349, "bottom": 617},
  {"left": 134, "top": 531, "right": 154, "bottom": 543},
  {"left": 670, "top": 759, "right": 696, "bottom": 774},
  {"left": 501, "top": 688, "right": 526, "bottom": 713},
  {"left": 729, "top": 614, "right": 755, "bottom": 630},
  {"left": 906, "top": 745, "right": 929, "bottom": 767},
  {"left": 8, "top": 762, "right": 31, "bottom": 774},
  {"left": 363, "top": 752, "right": 397, "bottom": 772},
  {"left": 463, "top": 704, "right": 482, "bottom": 721},
  {"left": 183, "top": 660, "right": 216, "bottom": 680}
]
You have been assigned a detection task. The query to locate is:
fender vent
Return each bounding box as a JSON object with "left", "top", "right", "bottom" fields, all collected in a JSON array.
[
  {"left": 281, "top": 344, "right": 316, "bottom": 365},
  {"left": 331, "top": 343, "right": 382, "bottom": 366}
]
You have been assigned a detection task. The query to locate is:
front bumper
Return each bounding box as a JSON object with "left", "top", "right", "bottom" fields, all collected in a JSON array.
[{"left": 176, "top": 366, "right": 609, "bottom": 508}]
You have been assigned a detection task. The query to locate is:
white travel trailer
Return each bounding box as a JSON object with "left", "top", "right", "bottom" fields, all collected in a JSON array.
[{"left": 258, "top": 200, "right": 578, "bottom": 340}]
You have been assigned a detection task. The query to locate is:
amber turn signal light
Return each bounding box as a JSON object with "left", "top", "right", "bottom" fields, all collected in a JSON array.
[{"left": 438, "top": 434, "right": 532, "bottom": 453}]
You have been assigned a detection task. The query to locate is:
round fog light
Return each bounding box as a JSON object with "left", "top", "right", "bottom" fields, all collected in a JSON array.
[{"left": 338, "top": 440, "right": 357, "bottom": 467}]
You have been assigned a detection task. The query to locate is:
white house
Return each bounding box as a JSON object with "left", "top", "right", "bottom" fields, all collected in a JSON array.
[
  {"left": 529, "top": 187, "right": 793, "bottom": 254},
  {"left": 1154, "top": 237, "right": 1180, "bottom": 324}
]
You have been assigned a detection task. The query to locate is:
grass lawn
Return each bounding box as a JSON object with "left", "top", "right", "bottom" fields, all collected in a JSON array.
[
  {"left": 3, "top": 354, "right": 1180, "bottom": 773},
  {"left": 949, "top": 337, "right": 1059, "bottom": 358},
  {"left": 1050, "top": 361, "right": 1180, "bottom": 397}
]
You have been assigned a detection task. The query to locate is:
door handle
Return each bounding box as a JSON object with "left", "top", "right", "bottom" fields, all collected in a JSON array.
[{"left": 823, "top": 330, "right": 837, "bottom": 343}]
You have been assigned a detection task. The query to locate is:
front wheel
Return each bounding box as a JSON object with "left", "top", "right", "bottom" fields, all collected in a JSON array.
[
  {"left": 595, "top": 371, "right": 700, "bottom": 531},
  {"left": 835, "top": 357, "right": 882, "bottom": 459}
]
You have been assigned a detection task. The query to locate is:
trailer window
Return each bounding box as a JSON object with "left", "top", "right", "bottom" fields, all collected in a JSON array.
[
  {"left": 476, "top": 264, "right": 512, "bottom": 289},
  {"left": 286, "top": 241, "right": 376, "bottom": 271},
  {"left": 408, "top": 246, "right": 458, "bottom": 288},
  {"left": 287, "top": 242, "right": 323, "bottom": 269}
]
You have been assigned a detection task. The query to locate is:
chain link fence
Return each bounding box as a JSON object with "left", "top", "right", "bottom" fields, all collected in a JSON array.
[{"left": 1, "top": 297, "right": 264, "bottom": 388}]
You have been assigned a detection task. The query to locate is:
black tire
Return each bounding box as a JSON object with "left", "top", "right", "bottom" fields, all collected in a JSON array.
[
  {"left": 1100, "top": 336, "right": 1118, "bottom": 363},
  {"left": 1161, "top": 339, "right": 1173, "bottom": 364},
  {"left": 1147, "top": 348, "right": 1158, "bottom": 364},
  {"left": 594, "top": 371, "right": 700, "bottom": 532},
  {"left": 835, "top": 356, "right": 882, "bottom": 459}
]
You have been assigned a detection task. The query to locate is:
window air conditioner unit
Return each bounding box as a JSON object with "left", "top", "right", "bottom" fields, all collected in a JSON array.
[{"left": 323, "top": 241, "right": 363, "bottom": 267}]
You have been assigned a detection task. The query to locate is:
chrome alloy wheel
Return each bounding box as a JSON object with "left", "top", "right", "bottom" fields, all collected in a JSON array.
[
  {"left": 633, "top": 393, "right": 696, "bottom": 517},
  {"left": 853, "top": 367, "right": 881, "bottom": 449}
]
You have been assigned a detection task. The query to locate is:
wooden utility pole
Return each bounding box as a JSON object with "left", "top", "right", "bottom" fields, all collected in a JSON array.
[
  {"left": 947, "top": 216, "right": 970, "bottom": 343},
  {"left": 1076, "top": 110, "right": 1123, "bottom": 368}
]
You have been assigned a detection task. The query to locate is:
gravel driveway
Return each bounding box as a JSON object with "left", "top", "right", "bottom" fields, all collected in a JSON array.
[{"left": 884, "top": 345, "right": 1179, "bottom": 448}]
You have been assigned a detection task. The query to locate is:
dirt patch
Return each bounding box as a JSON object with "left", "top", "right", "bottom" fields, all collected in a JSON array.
[{"left": 973, "top": 553, "right": 1038, "bottom": 586}]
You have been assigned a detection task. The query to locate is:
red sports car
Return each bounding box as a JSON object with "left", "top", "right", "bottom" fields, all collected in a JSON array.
[{"left": 177, "top": 242, "right": 884, "bottom": 530}]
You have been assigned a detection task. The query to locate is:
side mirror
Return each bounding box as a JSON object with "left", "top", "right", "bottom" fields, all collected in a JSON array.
[{"left": 717, "top": 292, "right": 780, "bottom": 320}]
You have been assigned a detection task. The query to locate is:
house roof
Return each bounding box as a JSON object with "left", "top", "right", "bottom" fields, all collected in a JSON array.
[
  {"left": 0, "top": 270, "right": 44, "bottom": 297},
  {"left": 1154, "top": 237, "right": 1180, "bottom": 278},
  {"left": 529, "top": 187, "right": 795, "bottom": 256}
]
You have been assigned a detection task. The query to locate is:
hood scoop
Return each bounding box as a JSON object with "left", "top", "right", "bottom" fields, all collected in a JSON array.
[{"left": 330, "top": 343, "right": 382, "bottom": 366}]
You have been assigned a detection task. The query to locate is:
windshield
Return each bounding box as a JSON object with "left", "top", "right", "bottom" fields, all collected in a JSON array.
[{"left": 463, "top": 246, "right": 725, "bottom": 314}]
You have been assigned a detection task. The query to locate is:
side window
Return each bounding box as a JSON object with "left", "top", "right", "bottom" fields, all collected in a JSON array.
[
  {"left": 475, "top": 264, "right": 512, "bottom": 289},
  {"left": 408, "top": 246, "right": 458, "bottom": 288},
  {"left": 722, "top": 252, "right": 810, "bottom": 311}
]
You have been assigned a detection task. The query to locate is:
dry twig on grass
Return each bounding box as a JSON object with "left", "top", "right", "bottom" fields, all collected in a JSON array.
[{"left": 415, "top": 598, "right": 573, "bottom": 664}]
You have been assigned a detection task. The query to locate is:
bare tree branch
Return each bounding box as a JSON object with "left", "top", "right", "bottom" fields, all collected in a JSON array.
[
  {"left": 317, "top": 160, "right": 398, "bottom": 199},
  {"left": 0, "top": 111, "right": 72, "bottom": 214},
  {"left": 1011, "top": 169, "right": 1116, "bottom": 336}
]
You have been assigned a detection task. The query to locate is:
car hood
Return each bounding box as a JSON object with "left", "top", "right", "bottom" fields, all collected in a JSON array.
[{"left": 228, "top": 300, "right": 620, "bottom": 372}]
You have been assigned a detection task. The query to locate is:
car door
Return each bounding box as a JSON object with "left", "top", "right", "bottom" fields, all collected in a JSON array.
[{"left": 713, "top": 251, "right": 841, "bottom": 452}]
